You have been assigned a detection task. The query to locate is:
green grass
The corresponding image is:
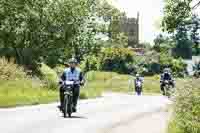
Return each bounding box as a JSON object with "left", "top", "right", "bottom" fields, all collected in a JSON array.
[
  {"left": 143, "top": 77, "right": 160, "bottom": 94},
  {"left": 167, "top": 78, "right": 200, "bottom": 133},
  {"left": 0, "top": 70, "right": 168, "bottom": 107},
  {"left": 168, "top": 120, "right": 184, "bottom": 133},
  {"left": 0, "top": 59, "right": 59, "bottom": 108},
  {"left": 81, "top": 71, "right": 191, "bottom": 99},
  {"left": 80, "top": 71, "right": 161, "bottom": 99},
  {"left": 0, "top": 79, "right": 58, "bottom": 108}
]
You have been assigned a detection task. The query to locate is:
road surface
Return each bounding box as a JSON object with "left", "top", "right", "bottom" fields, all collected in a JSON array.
[{"left": 0, "top": 93, "right": 172, "bottom": 133}]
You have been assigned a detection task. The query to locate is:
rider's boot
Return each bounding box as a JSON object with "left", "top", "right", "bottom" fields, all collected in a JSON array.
[
  {"left": 72, "top": 105, "right": 77, "bottom": 112},
  {"left": 161, "top": 84, "right": 165, "bottom": 95},
  {"left": 162, "top": 90, "right": 166, "bottom": 96},
  {"left": 59, "top": 103, "right": 64, "bottom": 112}
]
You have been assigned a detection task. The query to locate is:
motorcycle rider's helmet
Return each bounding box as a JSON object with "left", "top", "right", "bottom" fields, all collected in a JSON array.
[
  {"left": 68, "top": 58, "right": 78, "bottom": 64},
  {"left": 136, "top": 74, "right": 140, "bottom": 78},
  {"left": 164, "top": 68, "right": 170, "bottom": 74}
]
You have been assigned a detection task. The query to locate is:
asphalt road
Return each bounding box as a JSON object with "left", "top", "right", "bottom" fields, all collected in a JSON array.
[{"left": 0, "top": 93, "right": 172, "bottom": 133}]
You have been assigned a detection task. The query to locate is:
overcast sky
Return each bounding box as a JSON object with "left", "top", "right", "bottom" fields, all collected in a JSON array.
[{"left": 110, "top": 0, "right": 200, "bottom": 43}]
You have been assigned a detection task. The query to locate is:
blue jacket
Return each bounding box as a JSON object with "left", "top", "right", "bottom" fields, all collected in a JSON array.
[{"left": 61, "top": 67, "right": 83, "bottom": 81}]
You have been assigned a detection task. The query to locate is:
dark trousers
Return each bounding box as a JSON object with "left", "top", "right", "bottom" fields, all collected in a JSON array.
[
  {"left": 135, "top": 86, "right": 143, "bottom": 92},
  {"left": 59, "top": 86, "right": 80, "bottom": 108},
  {"left": 160, "top": 81, "right": 174, "bottom": 91}
]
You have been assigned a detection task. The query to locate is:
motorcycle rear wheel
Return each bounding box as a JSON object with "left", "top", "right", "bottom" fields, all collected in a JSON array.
[{"left": 136, "top": 87, "right": 142, "bottom": 95}]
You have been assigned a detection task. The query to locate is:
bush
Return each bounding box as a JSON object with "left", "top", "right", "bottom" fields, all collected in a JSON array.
[
  {"left": 168, "top": 79, "right": 200, "bottom": 133},
  {"left": 139, "top": 62, "right": 160, "bottom": 76},
  {"left": 171, "top": 58, "right": 187, "bottom": 77},
  {"left": 80, "top": 55, "right": 100, "bottom": 72},
  {"left": 0, "top": 57, "right": 27, "bottom": 80},
  {"left": 99, "top": 47, "right": 135, "bottom": 74},
  {"left": 128, "top": 50, "right": 187, "bottom": 77},
  {"left": 0, "top": 59, "right": 58, "bottom": 107},
  {"left": 80, "top": 48, "right": 136, "bottom": 74},
  {"left": 39, "top": 63, "right": 58, "bottom": 81},
  {"left": 54, "top": 65, "right": 65, "bottom": 77},
  {"left": 159, "top": 53, "right": 187, "bottom": 77},
  {"left": 39, "top": 63, "right": 59, "bottom": 90},
  {"left": 85, "top": 71, "right": 118, "bottom": 81}
]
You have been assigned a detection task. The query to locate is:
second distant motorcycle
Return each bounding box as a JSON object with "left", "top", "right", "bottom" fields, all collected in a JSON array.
[{"left": 134, "top": 74, "right": 143, "bottom": 96}]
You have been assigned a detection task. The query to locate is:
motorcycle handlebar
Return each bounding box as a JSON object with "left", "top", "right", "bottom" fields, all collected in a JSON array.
[{"left": 59, "top": 80, "right": 84, "bottom": 86}]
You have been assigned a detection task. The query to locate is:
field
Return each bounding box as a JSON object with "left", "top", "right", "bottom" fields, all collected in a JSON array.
[{"left": 0, "top": 70, "right": 162, "bottom": 107}]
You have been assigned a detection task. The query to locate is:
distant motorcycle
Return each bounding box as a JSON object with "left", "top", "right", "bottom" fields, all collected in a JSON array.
[
  {"left": 61, "top": 80, "right": 80, "bottom": 118},
  {"left": 135, "top": 80, "right": 142, "bottom": 95}
]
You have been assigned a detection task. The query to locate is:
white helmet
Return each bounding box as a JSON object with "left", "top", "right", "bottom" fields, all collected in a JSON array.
[{"left": 164, "top": 68, "right": 170, "bottom": 73}]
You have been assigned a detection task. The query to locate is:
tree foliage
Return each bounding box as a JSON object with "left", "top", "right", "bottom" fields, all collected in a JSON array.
[
  {"left": 190, "top": 14, "right": 200, "bottom": 55},
  {"left": 81, "top": 47, "right": 135, "bottom": 74},
  {"left": 95, "top": 0, "right": 127, "bottom": 46},
  {"left": 153, "top": 34, "right": 175, "bottom": 52},
  {"left": 162, "top": 0, "right": 200, "bottom": 55},
  {"left": 0, "top": 0, "right": 102, "bottom": 69},
  {"left": 162, "top": 0, "right": 193, "bottom": 33}
]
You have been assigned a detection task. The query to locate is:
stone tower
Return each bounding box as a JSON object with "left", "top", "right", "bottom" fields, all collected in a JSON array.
[{"left": 120, "top": 12, "right": 139, "bottom": 47}]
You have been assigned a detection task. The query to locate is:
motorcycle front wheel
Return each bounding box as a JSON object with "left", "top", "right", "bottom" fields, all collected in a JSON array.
[
  {"left": 67, "top": 95, "right": 72, "bottom": 117},
  {"left": 63, "top": 95, "right": 71, "bottom": 118},
  {"left": 136, "top": 87, "right": 142, "bottom": 95},
  {"left": 164, "top": 86, "right": 170, "bottom": 98}
]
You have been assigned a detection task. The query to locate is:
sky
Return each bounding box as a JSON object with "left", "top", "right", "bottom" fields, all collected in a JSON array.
[{"left": 110, "top": 0, "right": 200, "bottom": 43}]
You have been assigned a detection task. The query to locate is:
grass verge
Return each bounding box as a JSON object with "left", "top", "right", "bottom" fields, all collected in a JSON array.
[
  {"left": 167, "top": 78, "right": 200, "bottom": 133},
  {"left": 80, "top": 71, "right": 161, "bottom": 99},
  {"left": 0, "top": 69, "right": 166, "bottom": 107},
  {"left": 0, "top": 79, "right": 58, "bottom": 108}
]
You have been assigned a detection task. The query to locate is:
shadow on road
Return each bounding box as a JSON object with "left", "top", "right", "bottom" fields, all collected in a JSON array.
[
  {"left": 59, "top": 115, "right": 87, "bottom": 119},
  {"left": 70, "top": 116, "right": 87, "bottom": 119}
]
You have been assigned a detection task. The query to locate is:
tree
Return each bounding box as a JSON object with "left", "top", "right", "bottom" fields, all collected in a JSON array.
[
  {"left": 95, "top": 0, "right": 127, "bottom": 46},
  {"left": 189, "top": 14, "right": 200, "bottom": 55},
  {"left": 175, "top": 22, "right": 193, "bottom": 48},
  {"left": 162, "top": 0, "right": 200, "bottom": 57},
  {"left": 154, "top": 34, "right": 165, "bottom": 47},
  {"left": 162, "top": 0, "right": 200, "bottom": 33},
  {"left": 153, "top": 34, "right": 175, "bottom": 52},
  {"left": 162, "top": 0, "right": 193, "bottom": 33},
  {"left": 0, "top": 0, "right": 101, "bottom": 68}
]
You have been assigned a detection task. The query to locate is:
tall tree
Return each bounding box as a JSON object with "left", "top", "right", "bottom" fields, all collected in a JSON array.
[
  {"left": 0, "top": 0, "right": 100, "bottom": 67},
  {"left": 162, "top": 0, "right": 193, "bottom": 33},
  {"left": 189, "top": 14, "right": 200, "bottom": 55},
  {"left": 95, "top": 0, "right": 127, "bottom": 45},
  {"left": 162, "top": 0, "right": 200, "bottom": 55}
]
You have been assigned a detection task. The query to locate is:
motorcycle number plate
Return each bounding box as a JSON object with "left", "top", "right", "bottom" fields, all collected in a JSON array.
[{"left": 64, "top": 81, "right": 74, "bottom": 85}]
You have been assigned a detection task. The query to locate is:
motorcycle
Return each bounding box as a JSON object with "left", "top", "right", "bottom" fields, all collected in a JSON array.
[
  {"left": 135, "top": 80, "right": 142, "bottom": 95},
  {"left": 163, "top": 80, "right": 172, "bottom": 97},
  {"left": 60, "top": 80, "right": 80, "bottom": 118}
]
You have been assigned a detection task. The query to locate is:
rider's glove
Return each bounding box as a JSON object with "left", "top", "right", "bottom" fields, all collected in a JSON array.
[
  {"left": 58, "top": 80, "right": 63, "bottom": 85},
  {"left": 80, "top": 80, "right": 85, "bottom": 86}
]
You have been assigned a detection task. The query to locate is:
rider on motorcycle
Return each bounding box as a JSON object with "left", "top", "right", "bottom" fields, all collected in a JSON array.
[
  {"left": 59, "top": 58, "right": 84, "bottom": 112},
  {"left": 134, "top": 74, "right": 143, "bottom": 93},
  {"left": 160, "top": 68, "right": 175, "bottom": 95}
]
